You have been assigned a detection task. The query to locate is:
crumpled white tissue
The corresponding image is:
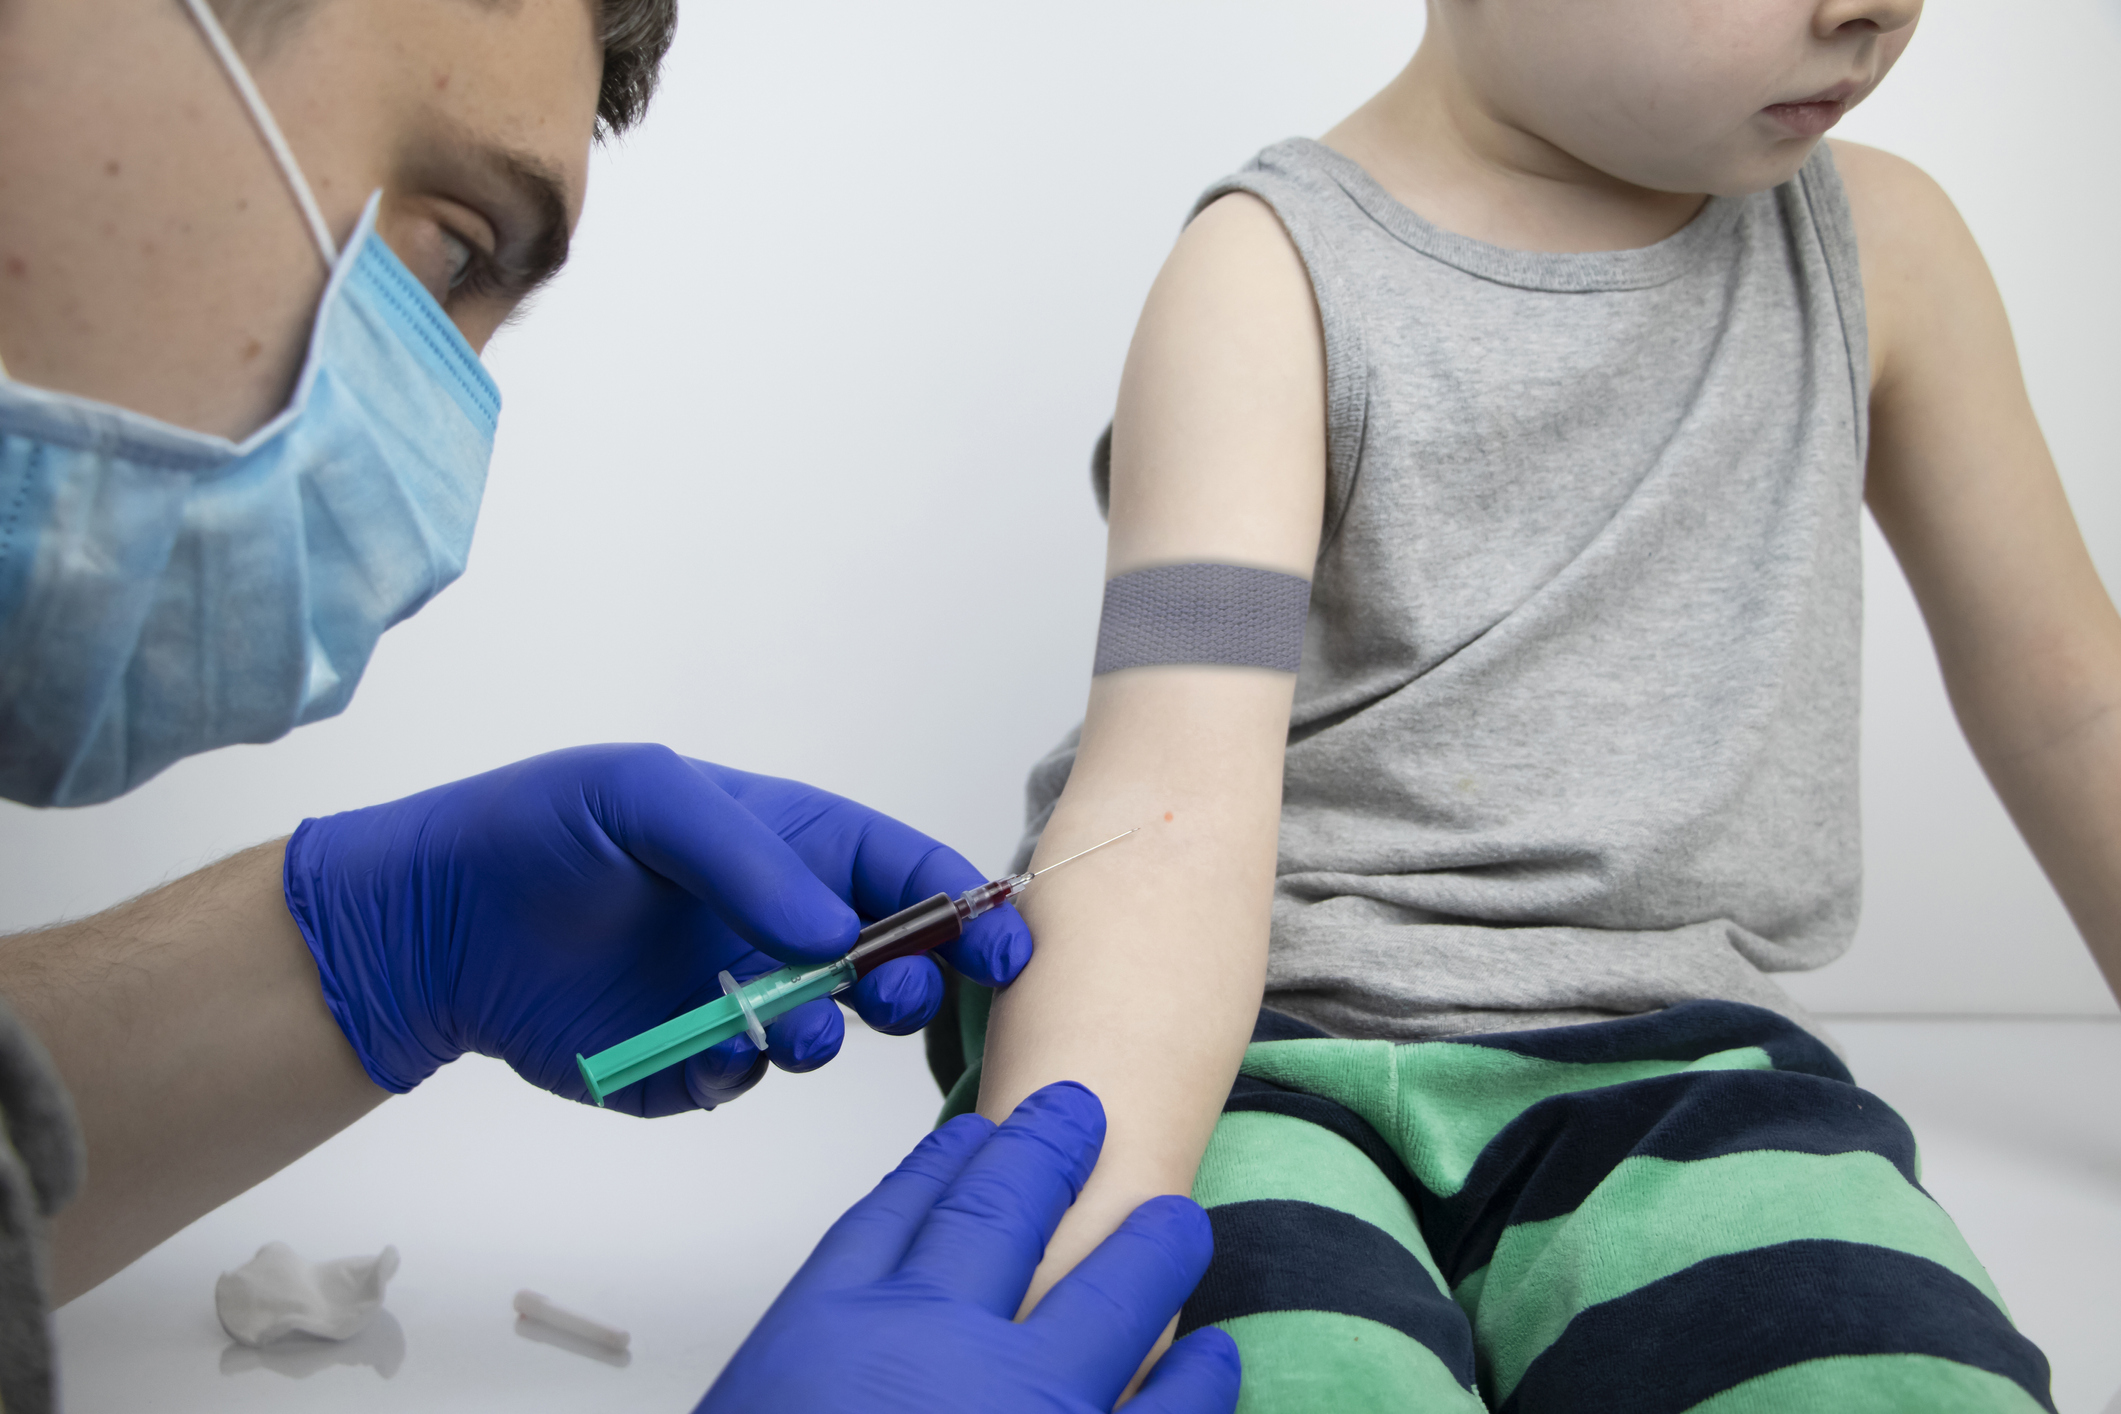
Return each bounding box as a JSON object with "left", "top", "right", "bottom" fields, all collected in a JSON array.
[{"left": 215, "top": 1241, "right": 401, "bottom": 1347}]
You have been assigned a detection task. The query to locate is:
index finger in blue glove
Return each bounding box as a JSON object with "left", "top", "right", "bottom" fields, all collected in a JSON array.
[
  {"left": 1024, "top": 1195, "right": 1218, "bottom": 1401},
  {"left": 781, "top": 1114, "right": 997, "bottom": 1295},
  {"left": 693, "top": 762, "right": 1032, "bottom": 989},
  {"left": 1122, "top": 1328, "right": 1244, "bottom": 1414},
  {"left": 689, "top": 762, "right": 948, "bottom": 917},
  {"left": 595, "top": 747, "right": 861, "bottom": 964},
  {"left": 840, "top": 829, "right": 1031, "bottom": 990},
  {"left": 895, "top": 1082, "right": 1105, "bottom": 1313}
]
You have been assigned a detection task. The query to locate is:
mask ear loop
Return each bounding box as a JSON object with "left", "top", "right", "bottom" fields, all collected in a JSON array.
[{"left": 177, "top": 0, "right": 339, "bottom": 270}]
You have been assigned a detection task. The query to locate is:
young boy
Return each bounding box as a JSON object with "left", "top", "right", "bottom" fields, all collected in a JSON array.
[{"left": 946, "top": 1, "right": 2120, "bottom": 1408}]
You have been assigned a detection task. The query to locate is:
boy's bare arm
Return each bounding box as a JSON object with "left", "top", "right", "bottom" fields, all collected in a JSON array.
[
  {"left": 1839, "top": 141, "right": 2121, "bottom": 1002},
  {"left": 977, "top": 192, "right": 1327, "bottom": 1315}
]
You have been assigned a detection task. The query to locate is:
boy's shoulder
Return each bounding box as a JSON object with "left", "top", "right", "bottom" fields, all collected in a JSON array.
[
  {"left": 1149, "top": 184, "right": 1317, "bottom": 345},
  {"left": 1827, "top": 138, "right": 1960, "bottom": 236},
  {"left": 1825, "top": 140, "right": 1989, "bottom": 391}
]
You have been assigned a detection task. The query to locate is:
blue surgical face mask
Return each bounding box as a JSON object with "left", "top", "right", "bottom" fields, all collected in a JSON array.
[{"left": 0, "top": 3, "right": 500, "bottom": 807}]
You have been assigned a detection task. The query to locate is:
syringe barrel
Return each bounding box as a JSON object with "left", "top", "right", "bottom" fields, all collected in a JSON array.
[
  {"left": 575, "top": 955, "right": 852, "bottom": 1105},
  {"left": 844, "top": 891, "right": 965, "bottom": 979},
  {"left": 576, "top": 888, "right": 980, "bottom": 1106}
]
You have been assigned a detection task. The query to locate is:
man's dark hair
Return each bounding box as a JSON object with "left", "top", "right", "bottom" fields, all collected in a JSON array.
[
  {"left": 216, "top": 0, "right": 679, "bottom": 137},
  {"left": 589, "top": 0, "right": 677, "bottom": 136}
]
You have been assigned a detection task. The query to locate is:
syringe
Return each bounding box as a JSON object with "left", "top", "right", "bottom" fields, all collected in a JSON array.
[{"left": 576, "top": 828, "right": 1138, "bottom": 1106}]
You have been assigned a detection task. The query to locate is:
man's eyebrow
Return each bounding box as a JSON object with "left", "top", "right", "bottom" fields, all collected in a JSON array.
[{"left": 472, "top": 142, "right": 574, "bottom": 298}]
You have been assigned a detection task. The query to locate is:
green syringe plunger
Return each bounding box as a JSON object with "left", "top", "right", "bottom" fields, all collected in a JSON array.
[{"left": 576, "top": 828, "right": 1137, "bottom": 1106}]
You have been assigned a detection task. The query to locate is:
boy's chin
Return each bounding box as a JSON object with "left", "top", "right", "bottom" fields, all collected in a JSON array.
[
  {"left": 1721, "top": 138, "right": 1834, "bottom": 198},
  {"left": 1617, "top": 137, "right": 1830, "bottom": 202}
]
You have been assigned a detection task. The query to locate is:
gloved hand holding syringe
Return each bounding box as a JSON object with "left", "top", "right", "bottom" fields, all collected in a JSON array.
[{"left": 578, "top": 829, "right": 1138, "bottom": 1106}]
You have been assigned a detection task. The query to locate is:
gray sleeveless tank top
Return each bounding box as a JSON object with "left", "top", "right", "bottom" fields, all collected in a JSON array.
[{"left": 1017, "top": 138, "right": 1868, "bottom": 1043}]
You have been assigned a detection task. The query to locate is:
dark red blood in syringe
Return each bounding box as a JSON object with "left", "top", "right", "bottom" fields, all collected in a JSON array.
[{"left": 844, "top": 893, "right": 963, "bottom": 979}]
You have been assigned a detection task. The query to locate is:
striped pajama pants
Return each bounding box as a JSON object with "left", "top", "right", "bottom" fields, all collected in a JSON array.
[{"left": 1181, "top": 1003, "right": 2052, "bottom": 1412}]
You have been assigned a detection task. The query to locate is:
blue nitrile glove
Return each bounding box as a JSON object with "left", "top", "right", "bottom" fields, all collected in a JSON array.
[
  {"left": 698, "top": 1082, "right": 1242, "bottom": 1414},
  {"left": 282, "top": 743, "right": 1031, "bottom": 1117}
]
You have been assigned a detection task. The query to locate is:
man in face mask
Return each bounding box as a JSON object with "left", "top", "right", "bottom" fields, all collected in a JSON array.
[{"left": 0, "top": 3, "right": 1241, "bottom": 1411}]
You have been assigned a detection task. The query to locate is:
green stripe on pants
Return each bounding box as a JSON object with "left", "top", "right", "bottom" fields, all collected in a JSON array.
[
  {"left": 1217, "top": 1310, "right": 1485, "bottom": 1414},
  {"left": 1176, "top": 1003, "right": 2050, "bottom": 1413},
  {"left": 1687, "top": 1355, "right": 2051, "bottom": 1413},
  {"left": 1239, "top": 1036, "right": 1777, "bottom": 1196},
  {"left": 1473, "top": 1150, "right": 2011, "bottom": 1403},
  {"left": 1194, "top": 1111, "right": 1452, "bottom": 1300}
]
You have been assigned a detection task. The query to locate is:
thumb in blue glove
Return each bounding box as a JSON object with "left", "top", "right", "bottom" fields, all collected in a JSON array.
[
  {"left": 698, "top": 1082, "right": 1242, "bottom": 1414},
  {"left": 282, "top": 743, "right": 1032, "bottom": 1116}
]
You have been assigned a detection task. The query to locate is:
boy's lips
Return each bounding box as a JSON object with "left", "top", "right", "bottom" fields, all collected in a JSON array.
[{"left": 1762, "top": 80, "right": 1859, "bottom": 137}]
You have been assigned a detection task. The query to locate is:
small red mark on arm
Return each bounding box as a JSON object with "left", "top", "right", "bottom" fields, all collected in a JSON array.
[
  {"left": 434, "top": 72, "right": 451, "bottom": 91},
  {"left": 3, "top": 255, "right": 25, "bottom": 279},
  {"left": 104, "top": 160, "right": 121, "bottom": 177},
  {"left": 1163, "top": 812, "right": 1174, "bottom": 823}
]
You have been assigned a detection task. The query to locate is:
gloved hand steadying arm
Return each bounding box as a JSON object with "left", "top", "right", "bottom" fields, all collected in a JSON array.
[
  {"left": 282, "top": 743, "right": 1030, "bottom": 1116},
  {"left": 700, "top": 1082, "right": 1241, "bottom": 1414}
]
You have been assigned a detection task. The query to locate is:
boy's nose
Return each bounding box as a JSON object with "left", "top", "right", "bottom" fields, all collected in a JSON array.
[{"left": 1813, "top": 0, "right": 1923, "bottom": 39}]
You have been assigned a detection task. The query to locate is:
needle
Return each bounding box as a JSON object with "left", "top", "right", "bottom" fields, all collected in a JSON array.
[{"left": 1029, "top": 827, "right": 1140, "bottom": 880}]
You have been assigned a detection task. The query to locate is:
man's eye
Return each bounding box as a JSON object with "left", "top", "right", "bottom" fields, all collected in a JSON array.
[{"left": 439, "top": 229, "right": 476, "bottom": 292}]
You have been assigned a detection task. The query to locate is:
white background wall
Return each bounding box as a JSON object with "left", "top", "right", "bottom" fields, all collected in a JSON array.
[{"left": 1, "top": 0, "right": 2115, "bottom": 1016}]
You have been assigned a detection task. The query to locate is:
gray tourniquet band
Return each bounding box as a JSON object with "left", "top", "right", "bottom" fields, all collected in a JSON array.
[{"left": 1093, "top": 563, "right": 1310, "bottom": 674}]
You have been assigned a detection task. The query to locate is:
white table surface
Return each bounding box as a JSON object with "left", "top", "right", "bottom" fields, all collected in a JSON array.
[
  {"left": 55, "top": 1018, "right": 2121, "bottom": 1413},
  {"left": 56, "top": 1022, "right": 947, "bottom": 1413}
]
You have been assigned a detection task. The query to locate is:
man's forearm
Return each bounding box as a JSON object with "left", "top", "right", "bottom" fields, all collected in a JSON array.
[{"left": 0, "top": 841, "right": 386, "bottom": 1303}]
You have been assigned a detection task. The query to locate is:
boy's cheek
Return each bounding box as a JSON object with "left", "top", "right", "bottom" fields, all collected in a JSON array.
[{"left": 1871, "top": 26, "right": 1920, "bottom": 90}]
